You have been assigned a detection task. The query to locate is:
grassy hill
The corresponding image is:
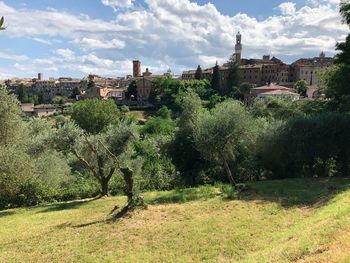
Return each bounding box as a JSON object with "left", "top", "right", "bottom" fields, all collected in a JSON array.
[{"left": 1, "top": 178, "right": 350, "bottom": 263}]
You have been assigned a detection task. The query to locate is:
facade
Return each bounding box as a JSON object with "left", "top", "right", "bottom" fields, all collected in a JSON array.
[
  {"left": 291, "top": 52, "right": 333, "bottom": 86},
  {"left": 34, "top": 104, "right": 56, "bottom": 117}
]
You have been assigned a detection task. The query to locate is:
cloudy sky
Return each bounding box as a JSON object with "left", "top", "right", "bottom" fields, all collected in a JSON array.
[{"left": 0, "top": 0, "right": 348, "bottom": 79}]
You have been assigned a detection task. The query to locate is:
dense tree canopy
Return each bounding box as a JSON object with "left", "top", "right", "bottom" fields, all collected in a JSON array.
[
  {"left": 71, "top": 99, "right": 120, "bottom": 134},
  {"left": 194, "top": 100, "right": 259, "bottom": 186}
]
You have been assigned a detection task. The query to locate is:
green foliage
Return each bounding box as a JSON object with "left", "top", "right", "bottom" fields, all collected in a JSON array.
[
  {"left": 0, "top": 89, "right": 24, "bottom": 146},
  {"left": 134, "top": 136, "right": 178, "bottom": 191},
  {"left": 71, "top": 87, "right": 81, "bottom": 99},
  {"left": 140, "top": 116, "right": 175, "bottom": 136},
  {"left": 181, "top": 79, "right": 216, "bottom": 100},
  {"left": 169, "top": 92, "right": 207, "bottom": 186},
  {"left": 231, "top": 82, "right": 254, "bottom": 101},
  {"left": 195, "top": 65, "right": 203, "bottom": 80},
  {"left": 250, "top": 97, "right": 303, "bottom": 120},
  {"left": 71, "top": 99, "right": 120, "bottom": 134},
  {"left": 211, "top": 63, "right": 220, "bottom": 93},
  {"left": 320, "top": 65, "right": 350, "bottom": 112},
  {"left": 149, "top": 77, "right": 184, "bottom": 111},
  {"left": 125, "top": 80, "right": 137, "bottom": 100},
  {"left": 294, "top": 80, "right": 308, "bottom": 97},
  {"left": 157, "top": 106, "right": 171, "bottom": 119},
  {"left": 257, "top": 112, "right": 350, "bottom": 179},
  {"left": 194, "top": 100, "right": 260, "bottom": 184},
  {"left": 226, "top": 54, "right": 240, "bottom": 95}
]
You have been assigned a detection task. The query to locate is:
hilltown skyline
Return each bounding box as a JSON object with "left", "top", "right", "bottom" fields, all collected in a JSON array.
[{"left": 0, "top": 0, "right": 347, "bottom": 79}]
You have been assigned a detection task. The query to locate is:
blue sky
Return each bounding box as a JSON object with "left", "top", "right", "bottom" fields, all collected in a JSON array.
[{"left": 0, "top": 0, "right": 347, "bottom": 79}]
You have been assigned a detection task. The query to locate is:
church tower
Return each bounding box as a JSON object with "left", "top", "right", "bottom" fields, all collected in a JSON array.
[{"left": 235, "top": 32, "right": 242, "bottom": 64}]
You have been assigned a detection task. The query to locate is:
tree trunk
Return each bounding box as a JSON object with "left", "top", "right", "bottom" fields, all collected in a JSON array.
[
  {"left": 121, "top": 167, "right": 134, "bottom": 203},
  {"left": 223, "top": 159, "right": 235, "bottom": 186},
  {"left": 100, "top": 178, "right": 109, "bottom": 197}
]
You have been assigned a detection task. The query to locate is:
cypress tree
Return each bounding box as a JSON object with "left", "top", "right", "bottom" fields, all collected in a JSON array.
[
  {"left": 211, "top": 62, "right": 221, "bottom": 93},
  {"left": 195, "top": 65, "right": 203, "bottom": 80}
]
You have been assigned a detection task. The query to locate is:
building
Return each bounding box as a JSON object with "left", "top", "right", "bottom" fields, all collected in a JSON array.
[
  {"left": 291, "top": 52, "right": 333, "bottom": 86},
  {"left": 133, "top": 60, "right": 141, "bottom": 78},
  {"left": 20, "top": 103, "right": 56, "bottom": 117},
  {"left": 21, "top": 103, "right": 35, "bottom": 117},
  {"left": 235, "top": 31, "right": 242, "bottom": 64},
  {"left": 246, "top": 83, "right": 299, "bottom": 105},
  {"left": 181, "top": 32, "right": 334, "bottom": 93}
]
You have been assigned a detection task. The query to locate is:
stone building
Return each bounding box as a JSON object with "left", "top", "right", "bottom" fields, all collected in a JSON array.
[
  {"left": 181, "top": 32, "right": 334, "bottom": 92},
  {"left": 291, "top": 52, "right": 333, "bottom": 86}
]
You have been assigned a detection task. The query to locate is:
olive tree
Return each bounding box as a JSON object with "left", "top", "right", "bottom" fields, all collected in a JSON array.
[
  {"left": 194, "top": 100, "right": 259, "bottom": 186},
  {"left": 54, "top": 121, "right": 137, "bottom": 198}
]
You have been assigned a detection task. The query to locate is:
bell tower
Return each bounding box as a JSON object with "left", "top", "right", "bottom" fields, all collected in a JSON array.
[{"left": 235, "top": 32, "right": 242, "bottom": 64}]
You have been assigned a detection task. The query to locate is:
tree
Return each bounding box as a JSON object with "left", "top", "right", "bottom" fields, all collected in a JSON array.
[
  {"left": 336, "top": 1, "right": 350, "bottom": 65},
  {"left": 250, "top": 97, "right": 303, "bottom": 121},
  {"left": 71, "top": 99, "right": 120, "bottom": 134},
  {"left": 320, "top": 1, "right": 350, "bottom": 112},
  {"left": 211, "top": 62, "right": 221, "bottom": 93},
  {"left": 195, "top": 65, "right": 203, "bottom": 80},
  {"left": 125, "top": 80, "right": 138, "bottom": 100},
  {"left": 0, "top": 89, "right": 24, "bottom": 146},
  {"left": 226, "top": 54, "right": 240, "bottom": 95},
  {"left": 71, "top": 87, "right": 81, "bottom": 99},
  {"left": 53, "top": 121, "right": 137, "bottom": 197},
  {"left": 231, "top": 82, "right": 254, "bottom": 101},
  {"left": 0, "top": 16, "right": 6, "bottom": 30},
  {"left": 149, "top": 77, "right": 184, "bottom": 111},
  {"left": 194, "top": 100, "right": 258, "bottom": 186},
  {"left": 87, "top": 75, "right": 95, "bottom": 90},
  {"left": 294, "top": 80, "right": 308, "bottom": 97},
  {"left": 17, "top": 84, "right": 29, "bottom": 103},
  {"left": 169, "top": 92, "right": 205, "bottom": 186}
]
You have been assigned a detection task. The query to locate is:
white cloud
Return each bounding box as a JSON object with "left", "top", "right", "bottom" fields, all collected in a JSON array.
[
  {"left": 0, "top": 0, "right": 347, "bottom": 78},
  {"left": 101, "top": 0, "right": 134, "bottom": 10},
  {"left": 78, "top": 38, "right": 125, "bottom": 50},
  {"left": 278, "top": 2, "right": 296, "bottom": 15},
  {"left": 55, "top": 48, "right": 75, "bottom": 59},
  {"left": 0, "top": 51, "right": 29, "bottom": 61}
]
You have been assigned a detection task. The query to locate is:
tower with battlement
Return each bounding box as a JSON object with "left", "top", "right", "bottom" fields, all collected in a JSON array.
[{"left": 235, "top": 32, "right": 242, "bottom": 64}]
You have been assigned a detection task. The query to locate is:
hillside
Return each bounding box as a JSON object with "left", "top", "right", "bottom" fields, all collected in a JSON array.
[{"left": 1, "top": 178, "right": 350, "bottom": 263}]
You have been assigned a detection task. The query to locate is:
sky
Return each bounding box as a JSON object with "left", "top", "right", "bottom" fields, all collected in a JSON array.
[{"left": 0, "top": 0, "right": 348, "bottom": 79}]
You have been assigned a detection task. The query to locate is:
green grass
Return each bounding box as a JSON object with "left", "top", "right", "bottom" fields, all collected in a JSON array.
[{"left": 1, "top": 178, "right": 350, "bottom": 263}]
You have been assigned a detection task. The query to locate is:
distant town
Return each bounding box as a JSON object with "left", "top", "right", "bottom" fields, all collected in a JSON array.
[{"left": 1, "top": 32, "right": 333, "bottom": 117}]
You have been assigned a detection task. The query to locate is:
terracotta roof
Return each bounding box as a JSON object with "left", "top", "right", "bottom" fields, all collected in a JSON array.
[
  {"left": 252, "top": 84, "right": 292, "bottom": 91},
  {"left": 34, "top": 104, "right": 55, "bottom": 109},
  {"left": 259, "top": 90, "right": 299, "bottom": 96}
]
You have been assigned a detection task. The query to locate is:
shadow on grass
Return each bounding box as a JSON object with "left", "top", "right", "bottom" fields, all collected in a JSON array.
[
  {"left": 38, "top": 196, "right": 101, "bottom": 213},
  {"left": 239, "top": 177, "right": 350, "bottom": 208},
  {"left": 0, "top": 210, "right": 15, "bottom": 218},
  {"left": 146, "top": 185, "right": 219, "bottom": 205}
]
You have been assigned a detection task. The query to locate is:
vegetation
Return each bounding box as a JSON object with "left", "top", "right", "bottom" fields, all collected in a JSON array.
[
  {"left": 294, "top": 79, "right": 308, "bottom": 97},
  {"left": 195, "top": 65, "right": 203, "bottom": 80},
  {"left": 71, "top": 99, "right": 120, "bottom": 134},
  {"left": 1, "top": 4, "right": 350, "bottom": 262},
  {"left": 1, "top": 178, "right": 350, "bottom": 262},
  {"left": 125, "top": 80, "right": 137, "bottom": 100}
]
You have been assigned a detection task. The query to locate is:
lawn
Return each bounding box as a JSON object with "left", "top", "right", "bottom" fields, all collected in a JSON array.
[{"left": 1, "top": 178, "right": 350, "bottom": 263}]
